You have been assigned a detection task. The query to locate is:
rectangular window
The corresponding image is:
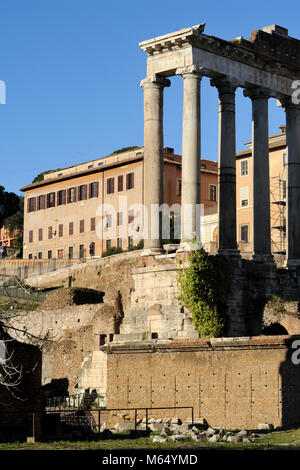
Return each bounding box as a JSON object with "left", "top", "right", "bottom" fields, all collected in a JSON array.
[
  {"left": 106, "top": 239, "right": 111, "bottom": 251},
  {"left": 57, "top": 190, "right": 66, "bottom": 206},
  {"left": 282, "top": 180, "right": 287, "bottom": 200},
  {"left": 117, "top": 212, "right": 123, "bottom": 226},
  {"left": 91, "top": 217, "right": 96, "bottom": 231},
  {"left": 38, "top": 228, "right": 43, "bottom": 241},
  {"left": 78, "top": 185, "right": 87, "bottom": 201},
  {"left": 117, "top": 237, "right": 122, "bottom": 249},
  {"left": 79, "top": 244, "right": 85, "bottom": 258},
  {"left": 29, "top": 230, "right": 33, "bottom": 243},
  {"left": 37, "top": 195, "right": 45, "bottom": 210},
  {"left": 240, "top": 225, "right": 249, "bottom": 242},
  {"left": 106, "top": 214, "right": 112, "bottom": 229},
  {"left": 107, "top": 178, "right": 114, "bottom": 194},
  {"left": 240, "top": 187, "right": 249, "bottom": 208},
  {"left": 282, "top": 150, "right": 287, "bottom": 168},
  {"left": 68, "top": 246, "right": 73, "bottom": 259},
  {"left": 128, "top": 210, "right": 134, "bottom": 224},
  {"left": 89, "top": 182, "right": 99, "bottom": 198},
  {"left": 118, "top": 175, "right": 123, "bottom": 192},
  {"left": 48, "top": 250, "right": 52, "bottom": 259},
  {"left": 89, "top": 242, "right": 95, "bottom": 256},
  {"left": 47, "top": 192, "right": 56, "bottom": 208},
  {"left": 57, "top": 249, "right": 64, "bottom": 259},
  {"left": 69, "top": 222, "right": 74, "bottom": 235},
  {"left": 176, "top": 179, "right": 182, "bottom": 197},
  {"left": 126, "top": 172, "right": 134, "bottom": 190},
  {"left": 48, "top": 227, "right": 53, "bottom": 239},
  {"left": 58, "top": 224, "right": 63, "bottom": 237},
  {"left": 67, "top": 187, "right": 77, "bottom": 203},
  {"left": 241, "top": 160, "right": 248, "bottom": 176},
  {"left": 27, "top": 197, "right": 36, "bottom": 213},
  {"left": 209, "top": 184, "right": 217, "bottom": 202},
  {"left": 80, "top": 220, "right": 84, "bottom": 233},
  {"left": 38, "top": 252, "right": 42, "bottom": 259},
  {"left": 28, "top": 254, "right": 33, "bottom": 259},
  {"left": 128, "top": 235, "right": 134, "bottom": 248}
]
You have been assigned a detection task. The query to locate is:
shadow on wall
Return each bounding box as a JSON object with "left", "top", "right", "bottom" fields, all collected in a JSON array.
[
  {"left": 280, "top": 336, "right": 300, "bottom": 428},
  {"left": 261, "top": 323, "right": 289, "bottom": 335},
  {"left": 42, "top": 378, "right": 69, "bottom": 399}
]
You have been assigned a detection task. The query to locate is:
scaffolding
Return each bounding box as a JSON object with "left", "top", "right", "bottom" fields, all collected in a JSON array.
[{"left": 270, "top": 174, "right": 286, "bottom": 267}]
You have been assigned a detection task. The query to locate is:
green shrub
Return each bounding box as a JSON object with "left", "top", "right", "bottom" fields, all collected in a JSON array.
[
  {"left": 102, "top": 246, "right": 124, "bottom": 258},
  {"left": 177, "top": 248, "right": 231, "bottom": 337}
]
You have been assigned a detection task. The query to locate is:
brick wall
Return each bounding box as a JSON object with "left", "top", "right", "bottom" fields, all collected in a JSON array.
[
  {"left": 104, "top": 336, "right": 300, "bottom": 430},
  {"left": 0, "top": 337, "right": 42, "bottom": 441}
]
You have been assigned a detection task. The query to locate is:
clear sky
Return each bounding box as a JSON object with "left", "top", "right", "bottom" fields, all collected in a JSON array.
[{"left": 0, "top": 0, "right": 299, "bottom": 194}]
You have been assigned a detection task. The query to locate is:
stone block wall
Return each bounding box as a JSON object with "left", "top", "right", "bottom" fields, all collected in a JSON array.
[{"left": 103, "top": 336, "right": 300, "bottom": 430}]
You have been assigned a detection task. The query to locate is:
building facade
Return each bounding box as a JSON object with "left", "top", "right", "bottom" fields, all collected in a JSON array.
[
  {"left": 21, "top": 148, "right": 217, "bottom": 260},
  {"left": 235, "top": 126, "right": 287, "bottom": 263}
]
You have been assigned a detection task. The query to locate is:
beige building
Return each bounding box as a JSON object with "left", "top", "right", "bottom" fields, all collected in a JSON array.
[
  {"left": 235, "top": 126, "right": 287, "bottom": 262},
  {"left": 203, "top": 126, "right": 287, "bottom": 261},
  {"left": 21, "top": 148, "right": 217, "bottom": 260}
]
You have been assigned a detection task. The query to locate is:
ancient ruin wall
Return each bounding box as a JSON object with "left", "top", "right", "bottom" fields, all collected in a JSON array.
[{"left": 104, "top": 336, "right": 300, "bottom": 430}]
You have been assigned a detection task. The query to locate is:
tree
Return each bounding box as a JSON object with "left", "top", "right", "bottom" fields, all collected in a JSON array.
[
  {"left": 32, "top": 169, "right": 62, "bottom": 184},
  {"left": 0, "top": 186, "right": 20, "bottom": 229},
  {"left": 2, "top": 196, "right": 24, "bottom": 249},
  {"left": 0, "top": 275, "right": 48, "bottom": 395}
]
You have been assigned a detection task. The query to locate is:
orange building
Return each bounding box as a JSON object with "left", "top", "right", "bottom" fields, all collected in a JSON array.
[
  {"left": 0, "top": 227, "right": 19, "bottom": 248},
  {"left": 21, "top": 147, "right": 217, "bottom": 260}
]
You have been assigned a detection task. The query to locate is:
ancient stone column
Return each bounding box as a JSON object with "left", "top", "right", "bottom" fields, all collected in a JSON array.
[
  {"left": 244, "top": 87, "right": 273, "bottom": 263},
  {"left": 211, "top": 77, "right": 239, "bottom": 256},
  {"left": 140, "top": 74, "right": 170, "bottom": 256},
  {"left": 280, "top": 98, "right": 300, "bottom": 268},
  {"left": 176, "top": 66, "right": 203, "bottom": 250}
]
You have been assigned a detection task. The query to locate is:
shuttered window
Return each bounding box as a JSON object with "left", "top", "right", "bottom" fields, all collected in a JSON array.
[
  {"left": 89, "top": 182, "right": 99, "bottom": 198},
  {"left": 107, "top": 178, "right": 114, "bottom": 194},
  {"left": 67, "top": 187, "right": 77, "bottom": 203},
  {"left": 118, "top": 175, "right": 123, "bottom": 192},
  {"left": 78, "top": 185, "right": 87, "bottom": 201},
  {"left": 126, "top": 173, "right": 134, "bottom": 190},
  {"left": 57, "top": 190, "right": 66, "bottom": 206}
]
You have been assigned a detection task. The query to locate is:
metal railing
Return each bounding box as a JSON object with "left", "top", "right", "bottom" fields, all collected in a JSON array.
[{"left": 45, "top": 406, "right": 194, "bottom": 433}]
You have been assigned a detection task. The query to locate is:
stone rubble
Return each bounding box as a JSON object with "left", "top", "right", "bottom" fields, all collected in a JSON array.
[{"left": 144, "top": 419, "right": 273, "bottom": 444}]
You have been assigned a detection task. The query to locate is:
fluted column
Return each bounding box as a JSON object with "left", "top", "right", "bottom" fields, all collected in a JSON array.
[
  {"left": 211, "top": 77, "right": 239, "bottom": 256},
  {"left": 244, "top": 87, "right": 273, "bottom": 263},
  {"left": 176, "top": 66, "right": 202, "bottom": 250},
  {"left": 280, "top": 97, "right": 300, "bottom": 268},
  {"left": 140, "top": 74, "right": 170, "bottom": 256}
]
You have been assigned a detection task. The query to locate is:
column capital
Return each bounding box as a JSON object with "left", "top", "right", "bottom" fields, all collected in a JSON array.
[
  {"left": 210, "top": 77, "right": 239, "bottom": 94},
  {"left": 140, "top": 74, "right": 170, "bottom": 89},
  {"left": 243, "top": 86, "right": 271, "bottom": 100},
  {"left": 279, "top": 96, "right": 300, "bottom": 111},
  {"left": 175, "top": 65, "right": 207, "bottom": 78}
]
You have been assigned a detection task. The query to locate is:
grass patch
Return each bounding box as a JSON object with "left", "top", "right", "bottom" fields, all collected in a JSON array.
[{"left": 2, "top": 429, "right": 300, "bottom": 450}]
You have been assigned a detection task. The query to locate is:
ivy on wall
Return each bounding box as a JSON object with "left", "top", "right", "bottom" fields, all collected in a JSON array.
[{"left": 177, "top": 248, "right": 231, "bottom": 338}]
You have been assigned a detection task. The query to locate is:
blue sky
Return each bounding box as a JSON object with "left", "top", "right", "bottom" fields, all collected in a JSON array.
[{"left": 0, "top": 0, "right": 298, "bottom": 194}]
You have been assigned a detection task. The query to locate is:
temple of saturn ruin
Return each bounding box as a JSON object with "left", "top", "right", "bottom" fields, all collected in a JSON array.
[{"left": 139, "top": 23, "right": 300, "bottom": 267}]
